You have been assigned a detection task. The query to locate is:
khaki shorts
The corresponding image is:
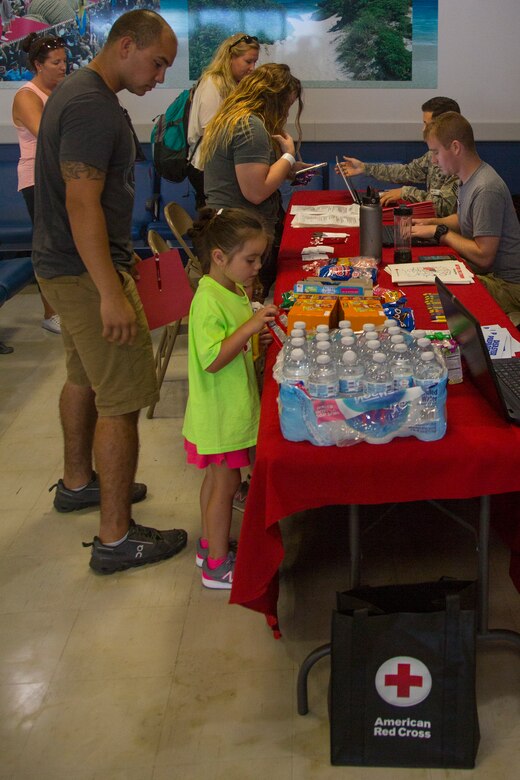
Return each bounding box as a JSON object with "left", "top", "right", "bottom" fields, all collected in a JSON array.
[
  {"left": 38, "top": 271, "right": 159, "bottom": 416},
  {"left": 477, "top": 273, "right": 520, "bottom": 320}
]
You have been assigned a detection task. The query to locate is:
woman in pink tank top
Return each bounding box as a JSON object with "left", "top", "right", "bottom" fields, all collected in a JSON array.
[{"left": 12, "top": 33, "right": 67, "bottom": 334}]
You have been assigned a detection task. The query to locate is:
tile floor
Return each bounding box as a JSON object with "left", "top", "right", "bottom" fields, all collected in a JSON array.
[{"left": 1, "top": 287, "right": 519, "bottom": 780}]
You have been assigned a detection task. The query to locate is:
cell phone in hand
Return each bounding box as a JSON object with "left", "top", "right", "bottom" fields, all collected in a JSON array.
[{"left": 291, "top": 162, "right": 327, "bottom": 186}]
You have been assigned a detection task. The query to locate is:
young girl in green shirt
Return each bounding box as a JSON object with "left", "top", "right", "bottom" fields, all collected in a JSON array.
[{"left": 183, "top": 208, "right": 278, "bottom": 589}]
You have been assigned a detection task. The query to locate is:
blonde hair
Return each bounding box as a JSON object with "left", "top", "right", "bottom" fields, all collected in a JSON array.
[
  {"left": 200, "top": 33, "right": 260, "bottom": 100},
  {"left": 200, "top": 63, "right": 303, "bottom": 166}
]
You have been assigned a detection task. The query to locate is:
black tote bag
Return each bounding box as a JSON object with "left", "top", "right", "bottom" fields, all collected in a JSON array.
[{"left": 330, "top": 580, "right": 479, "bottom": 768}]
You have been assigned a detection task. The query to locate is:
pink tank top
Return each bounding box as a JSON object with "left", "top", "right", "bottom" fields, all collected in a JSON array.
[{"left": 14, "top": 81, "right": 49, "bottom": 191}]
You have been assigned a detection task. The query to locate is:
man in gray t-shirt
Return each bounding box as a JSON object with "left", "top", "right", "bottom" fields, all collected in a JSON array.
[
  {"left": 33, "top": 11, "right": 188, "bottom": 574},
  {"left": 412, "top": 112, "right": 520, "bottom": 323}
]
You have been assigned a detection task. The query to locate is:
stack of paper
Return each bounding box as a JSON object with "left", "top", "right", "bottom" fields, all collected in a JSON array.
[
  {"left": 481, "top": 324, "right": 520, "bottom": 359},
  {"left": 385, "top": 260, "right": 474, "bottom": 285},
  {"left": 290, "top": 204, "right": 360, "bottom": 228}
]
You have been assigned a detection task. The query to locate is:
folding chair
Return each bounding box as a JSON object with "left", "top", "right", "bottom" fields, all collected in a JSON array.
[
  {"left": 143, "top": 230, "right": 193, "bottom": 418},
  {"left": 163, "top": 201, "right": 204, "bottom": 286}
]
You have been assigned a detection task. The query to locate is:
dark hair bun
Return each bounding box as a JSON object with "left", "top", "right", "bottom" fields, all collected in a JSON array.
[
  {"left": 22, "top": 33, "right": 38, "bottom": 54},
  {"left": 188, "top": 207, "right": 217, "bottom": 238}
]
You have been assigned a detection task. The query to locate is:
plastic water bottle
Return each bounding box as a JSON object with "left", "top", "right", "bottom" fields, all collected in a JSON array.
[
  {"left": 389, "top": 333, "right": 405, "bottom": 349},
  {"left": 338, "top": 319, "right": 352, "bottom": 331},
  {"left": 282, "top": 335, "right": 307, "bottom": 362},
  {"left": 316, "top": 324, "right": 330, "bottom": 336},
  {"left": 309, "top": 332, "right": 330, "bottom": 365},
  {"left": 363, "top": 339, "right": 381, "bottom": 363},
  {"left": 332, "top": 324, "right": 354, "bottom": 346},
  {"left": 379, "top": 319, "right": 396, "bottom": 348},
  {"left": 315, "top": 341, "right": 332, "bottom": 361},
  {"left": 412, "top": 337, "right": 433, "bottom": 364},
  {"left": 339, "top": 351, "right": 365, "bottom": 396},
  {"left": 414, "top": 351, "right": 445, "bottom": 384},
  {"left": 293, "top": 321, "right": 307, "bottom": 333},
  {"left": 289, "top": 328, "right": 305, "bottom": 340},
  {"left": 411, "top": 351, "right": 447, "bottom": 440},
  {"left": 290, "top": 337, "right": 308, "bottom": 357},
  {"left": 334, "top": 334, "right": 356, "bottom": 360},
  {"left": 365, "top": 352, "right": 394, "bottom": 395},
  {"left": 307, "top": 354, "right": 339, "bottom": 398},
  {"left": 359, "top": 335, "right": 380, "bottom": 362},
  {"left": 391, "top": 343, "right": 414, "bottom": 390},
  {"left": 282, "top": 348, "right": 309, "bottom": 386}
]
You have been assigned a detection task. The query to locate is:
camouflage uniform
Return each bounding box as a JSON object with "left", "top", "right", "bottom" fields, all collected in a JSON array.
[{"left": 364, "top": 151, "right": 458, "bottom": 217}]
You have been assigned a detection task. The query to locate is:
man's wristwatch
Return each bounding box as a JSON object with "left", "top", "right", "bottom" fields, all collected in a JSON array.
[{"left": 434, "top": 224, "right": 449, "bottom": 244}]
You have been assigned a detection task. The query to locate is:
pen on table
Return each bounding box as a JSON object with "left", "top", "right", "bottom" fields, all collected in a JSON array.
[{"left": 154, "top": 251, "right": 162, "bottom": 291}]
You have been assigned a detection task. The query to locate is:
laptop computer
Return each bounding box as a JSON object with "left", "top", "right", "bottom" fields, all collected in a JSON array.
[
  {"left": 435, "top": 276, "right": 520, "bottom": 424},
  {"left": 335, "top": 155, "right": 362, "bottom": 205}
]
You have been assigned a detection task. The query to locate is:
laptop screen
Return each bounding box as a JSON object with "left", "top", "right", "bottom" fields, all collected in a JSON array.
[
  {"left": 335, "top": 155, "right": 362, "bottom": 204},
  {"left": 435, "top": 277, "right": 510, "bottom": 420}
]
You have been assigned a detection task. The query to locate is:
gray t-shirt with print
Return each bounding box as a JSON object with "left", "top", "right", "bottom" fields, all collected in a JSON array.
[
  {"left": 33, "top": 68, "right": 135, "bottom": 279},
  {"left": 204, "top": 115, "right": 280, "bottom": 229},
  {"left": 458, "top": 161, "right": 520, "bottom": 284}
]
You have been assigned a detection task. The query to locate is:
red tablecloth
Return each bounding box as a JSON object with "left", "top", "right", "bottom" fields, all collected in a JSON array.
[{"left": 230, "top": 191, "right": 520, "bottom": 632}]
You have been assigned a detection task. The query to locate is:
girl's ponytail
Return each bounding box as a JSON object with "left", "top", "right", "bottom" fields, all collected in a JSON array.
[{"left": 188, "top": 207, "right": 271, "bottom": 273}]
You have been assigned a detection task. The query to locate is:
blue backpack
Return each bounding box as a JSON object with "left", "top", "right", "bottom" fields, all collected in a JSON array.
[{"left": 151, "top": 86, "right": 200, "bottom": 183}]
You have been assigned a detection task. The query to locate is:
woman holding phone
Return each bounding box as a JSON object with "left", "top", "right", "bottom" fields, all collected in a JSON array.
[{"left": 200, "top": 63, "right": 310, "bottom": 298}]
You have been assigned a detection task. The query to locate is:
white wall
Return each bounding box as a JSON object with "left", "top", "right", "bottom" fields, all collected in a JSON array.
[{"left": 1, "top": 0, "right": 519, "bottom": 143}]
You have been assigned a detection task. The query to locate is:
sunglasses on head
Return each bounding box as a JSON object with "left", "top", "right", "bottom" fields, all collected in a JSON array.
[
  {"left": 37, "top": 37, "right": 66, "bottom": 53},
  {"left": 229, "top": 35, "right": 258, "bottom": 51}
]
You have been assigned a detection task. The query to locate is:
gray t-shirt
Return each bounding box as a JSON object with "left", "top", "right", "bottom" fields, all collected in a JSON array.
[
  {"left": 458, "top": 161, "right": 520, "bottom": 284},
  {"left": 33, "top": 68, "right": 135, "bottom": 279},
  {"left": 204, "top": 115, "right": 279, "bottom": 228}
]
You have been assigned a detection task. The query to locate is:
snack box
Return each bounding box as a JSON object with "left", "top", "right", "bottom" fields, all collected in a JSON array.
[
  {"left": 294, "top": 277, "right": 372, "bottom": 297},
  {"left": 338, "top": 296, "right": 386, "bottom": 331},
  {"left": 287, "top": 294, "right": 339, "bottom": 332}
]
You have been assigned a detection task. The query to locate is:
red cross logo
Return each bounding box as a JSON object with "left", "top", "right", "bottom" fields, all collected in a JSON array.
[
  {"left": 385, "top": 663, "right": 423, "bottom": 697},
  {"left": 375, "top": 656, "right": 432, "bottom": 707}
]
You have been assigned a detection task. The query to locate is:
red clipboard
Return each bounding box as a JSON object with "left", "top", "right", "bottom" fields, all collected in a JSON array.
[{"left": 135, "top": 249, "right": 194, "bottom": 330}]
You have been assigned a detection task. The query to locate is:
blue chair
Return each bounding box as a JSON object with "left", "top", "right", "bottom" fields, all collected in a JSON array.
[
  {"left": 150, "top": 178, "right": 198, "bottom": 240},
  {"left": 0, "top": 163, "right": 33, "bottom": 255}
]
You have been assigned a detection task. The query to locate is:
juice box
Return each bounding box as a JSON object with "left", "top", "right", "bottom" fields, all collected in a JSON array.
[
  {"left": 338, "top": 296, "right": 386, "bottom": 331},
  {"left": 287, "top": 294, "right": 339, "bottom": 332}
]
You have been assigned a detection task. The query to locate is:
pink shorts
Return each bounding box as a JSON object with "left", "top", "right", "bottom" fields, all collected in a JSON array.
[{"left": 184, "top": 439, "right": 252, "bottom": 469}]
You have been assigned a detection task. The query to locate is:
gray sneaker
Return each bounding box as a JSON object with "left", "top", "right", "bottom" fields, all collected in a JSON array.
[
  {"left": 83, "top": 520, "right": 187, "bottom": 574},
  {"left": 51, "top": 471, "right": 147, "bottom": 513},
  {"left": 201, "top": 551, "right": 236, "bottom": 590}
]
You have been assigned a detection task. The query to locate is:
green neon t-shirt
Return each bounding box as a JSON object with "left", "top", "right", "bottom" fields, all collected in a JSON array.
[{"left": 182, "top": 276, "right": 260, "bottom": 454}]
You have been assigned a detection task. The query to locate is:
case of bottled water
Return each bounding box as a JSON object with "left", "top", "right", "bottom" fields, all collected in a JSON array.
[{"left": 276, "top": 331, "right": 448, "bottom": 446}]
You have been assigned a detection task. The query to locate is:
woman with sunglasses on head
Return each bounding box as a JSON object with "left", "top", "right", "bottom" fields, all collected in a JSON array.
[
  {"left": 200, "top": 62, "right": 306, "bottom": 299},
  {"left": 187, "top": 33, "right": 260, "bottom": 209},
  {"left": 12, "top": 33, "right": 67, "bottom": 333}
]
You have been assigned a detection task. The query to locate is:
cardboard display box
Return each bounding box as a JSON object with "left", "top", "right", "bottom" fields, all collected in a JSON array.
[{"left": 287, "top": 294, "right": 339, "bottom": 332}]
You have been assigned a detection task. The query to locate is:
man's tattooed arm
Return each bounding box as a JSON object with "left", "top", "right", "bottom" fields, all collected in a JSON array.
[{"left": 60, "top": 161, "right": 105, "bottom": 181}]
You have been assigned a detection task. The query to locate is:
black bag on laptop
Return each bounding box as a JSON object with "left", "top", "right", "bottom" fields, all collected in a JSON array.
[{"left": 330, "top": 580, "right": 479, "bottom": 768}]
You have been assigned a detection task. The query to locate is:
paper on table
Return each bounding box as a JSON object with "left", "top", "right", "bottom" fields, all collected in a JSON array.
[
  {"left": 290, "top": 204, "right": 360, "bottom": 228},
  {"left": 385, "top": 260, "right": 474, "bottom": 285}
]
